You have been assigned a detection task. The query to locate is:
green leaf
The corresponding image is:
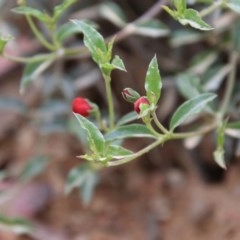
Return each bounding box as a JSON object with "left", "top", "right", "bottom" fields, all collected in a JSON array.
[
  {"left": 225, "top": 0, "right": 240, "bottom": 14},
  {"left": 0, "top": 34, "right": 12, "bottom": 54},
  {"left": 107, "top": 145, "right": 133, "bottom": 159},
  {"left": 74, "top": 113, "right": 105, "bottom": 156},
  {"left": 99, "top": 2, "right": 127, "bottom": 27},
  {"left": 105, "top": 124, "right": 156, "bottom": 141},
  {"left": 12, "top": 6, "right": 51, "bottom": 23},
  {"left": 170, "top": 93, "right": 217, "bottom": 130},
  {"left": 111, "top": 55, "right": 126, "bottom": 71},
  {"left": 145, "top": 55, "right": 162, "bottom": 105},
  {"left": 65, "top": 164, "right": 98, "bottom": 205},
  {"left": 202, "top": 64, "right": 231, "bottom": 91},
  {"left": 213, "top": 149, "right": 226, "bottom": 169},
  {"left": 56, "top": 22, "right": 81, "bottom": 43},
  {"left": 0, "top": 214, "right": 33, "bottom": 234},
  {"left": 71, "top": 20, "right": 107, "bottom": 64},
  {"left": 53, "top": 0, "right": 77, "bottom": 21},
  {"left": 179, "top": 8, "right": 213, "bottom": 31},
  {"left": 133, "top": 19, "right": 169, "bottom": 38},
  {"left": 213, "top": 121, "right": 227, "bottom": 169},
  {"left": 177, "top": 73, "right": 202, "bottom": 99},
  {"left": 20, "top": 60, "right": 53, "bottom": 95},
  {"left": 117, "top": 111, "right": 138, "bottom": 126}
]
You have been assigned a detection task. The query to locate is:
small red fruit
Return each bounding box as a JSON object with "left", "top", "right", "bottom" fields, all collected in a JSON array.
[
  {"left": 72, "top": 97, "right": 93, "bottom": 117},
  {"left": 134, "top": 96, "right": 150, "bottom": 114}
]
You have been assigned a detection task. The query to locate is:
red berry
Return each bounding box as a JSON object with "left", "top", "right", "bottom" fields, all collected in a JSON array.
[
  {"left": 134, "top": 96, "right": 150, "bottom": 114},
  {"left": 72, "top": 97, "right": 93, "bottom": 117}
]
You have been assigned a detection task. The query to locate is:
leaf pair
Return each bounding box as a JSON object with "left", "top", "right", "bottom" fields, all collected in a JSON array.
[{"left": 163, "top": 2, "right": 213, "bottom": 31}]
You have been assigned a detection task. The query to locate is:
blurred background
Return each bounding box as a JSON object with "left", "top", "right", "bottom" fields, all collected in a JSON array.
[{"left": 0, "top": 0, "right": 240, "bottom": 239}]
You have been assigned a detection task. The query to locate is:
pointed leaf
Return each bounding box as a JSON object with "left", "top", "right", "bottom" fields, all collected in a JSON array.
[
  {"left": 145, "top": 55, "right": 162, "bottom": 105},
  {"left": 170, "top": 93, "right": 217, "bottom": 130},
  {"left": 74, "top": 113, "right": 105, "bottom": 156},
  {"left": 213, "top": 149, "right": 226, "bottom": 169},
  {"left": 111, "top": 55, "right": 126, "bottom": 71},
  {"left": 180, "top": 8, "right": 213, "bottom": 31},
  {"left": 105, "top": 124, "right": 156, "bottom": 141},
  {"left": 99, "top": 2, "right": 127, "bottom": 27},
  {"left": 0, "top": 34, "right": 13, "bottom": 54},
  {"left": 71, "top": 20, "right": 107, "bottom": 64}
]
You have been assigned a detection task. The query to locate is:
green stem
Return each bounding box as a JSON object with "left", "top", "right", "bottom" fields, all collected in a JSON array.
[
  {"left": 3, "top": 52, "right": 57, "bottom": 63},
  {"left": 171, "top": 121, "right": 218, "bottom": 139},
  {"left": 151, "top": 112, "right": 169, "bottom": 134},
  {"left": 26, "top": 15, "right": 55, "bottom": 51},
  {"left": 219, "top": 52, "right": 238, "bottom": 118},
  {"left": 108, "top": 119, "right": 218, "bottom": 167},
  {"left": 103, "top": 74, "right": 115, "bottom": 130},
  {"left": 199, "top": 0, "right": 223, "bottom": 18},
  {"left": 108, "top": 137, "right": 165, "bottom": 166}
]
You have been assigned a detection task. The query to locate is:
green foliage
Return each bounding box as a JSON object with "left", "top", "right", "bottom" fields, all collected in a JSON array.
[
  {"left": 144, "top": 55, "right": 162, "bottom": 105},
  {"left": 65, "top": 164, "right": 99, "bottom": 205},
  {"left": 163, "top": 2, "right": 213, "bottom": 31},
  {"left": 74, "top": 113, "right": 106, "bottom": 158},
  {"left": 170, "top": 93, "right": 217, "bottom": 130},
  {"left": 0, "top": 34, "right": 12, "bottom": 54},
  {"left": 214, "top": 121, "right": 227, "bottom": 169},
  {"left": 105, "top": 124, "right": 157, "bottom": 141}
]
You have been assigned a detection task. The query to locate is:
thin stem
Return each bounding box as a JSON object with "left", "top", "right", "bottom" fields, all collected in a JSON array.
[
  {"left": 103, "top": 74, "right": 115, "bottom": 130},
  {"left": 63, "top": 0, "right": 168, "bottom": 58},
  {"left": 171, "top": 121, "right": 218, "bottom": 140},
  {"left": 219, "top": 52, "right": 238, "bottom": 117},
  {"left": 199, "top": 0, "right": 223, "bottom": 18},
  {"left": 3, "top": 52, "right": 57, "bottom": 63},
  {"left": 108, "top": 137, "right": 165, "bottom": 166},
  {"left": 151, "top": 112, "right": 169, "bottom": 134},
  {"left": 145, "top": 121, "right": 163, "bottom": 137},
  {"left": 26, "top": 15, "right": 55, "bottom": 51}
]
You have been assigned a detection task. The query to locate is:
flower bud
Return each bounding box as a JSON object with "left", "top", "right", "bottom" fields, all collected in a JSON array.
[
  {"left": 134, "top": 96, "right": 150, "bottom": 114},
  {"left": 122, "top": 88, "right": 140, "bottom": 103},
  {"left": 72, "top": 97, "right": 93, "bottom": 117}
]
